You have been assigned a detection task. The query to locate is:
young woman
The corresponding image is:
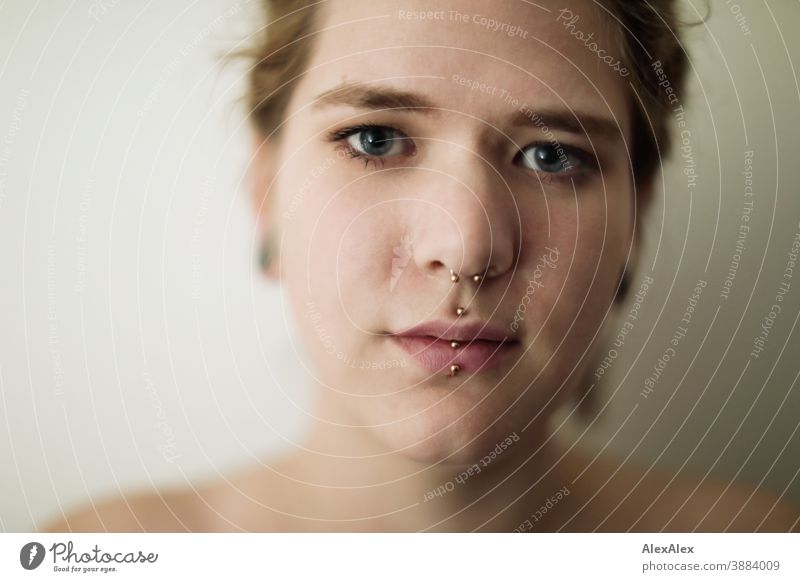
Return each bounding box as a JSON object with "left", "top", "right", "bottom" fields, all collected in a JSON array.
[{"left": 45, "top": 0, "right": 799, "bottom": 532}]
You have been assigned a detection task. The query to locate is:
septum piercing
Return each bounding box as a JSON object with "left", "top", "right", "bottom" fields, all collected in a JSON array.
[{"left": 449, "top": 269, "right": 484, "bottom": 285}]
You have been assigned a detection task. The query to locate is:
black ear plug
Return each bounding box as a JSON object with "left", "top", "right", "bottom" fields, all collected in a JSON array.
[{"left": 616, "top": 268, "right": 630, "bottom": 302}]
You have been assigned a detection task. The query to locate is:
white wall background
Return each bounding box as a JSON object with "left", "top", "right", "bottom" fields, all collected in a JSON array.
[{"left": 0, "top": 0, "right": 798, "bottom": 531}]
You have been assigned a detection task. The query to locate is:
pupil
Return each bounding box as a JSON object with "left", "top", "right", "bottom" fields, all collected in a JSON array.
[
  {"left": 361, "top": 128, "right": 393, "bottom": 155},
  {"left": 535, "top": 146, "right": 562, "bottom": 170}
]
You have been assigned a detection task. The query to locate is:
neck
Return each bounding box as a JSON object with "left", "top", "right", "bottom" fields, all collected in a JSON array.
[{"left": 258, "top": 384, "right": 576, "bottom": 532}]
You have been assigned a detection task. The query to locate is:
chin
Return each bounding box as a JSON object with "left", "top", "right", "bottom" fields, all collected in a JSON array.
[{"left": 365, "top": 387, "right": 532, "bottom": 467}]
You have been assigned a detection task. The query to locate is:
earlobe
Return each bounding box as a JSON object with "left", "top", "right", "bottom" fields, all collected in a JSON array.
[
  {"left": 249, "top": 132, "right": 277, "bottom": 221},
  {"left": 249, "top": 132, "right": 282, "bottom": 281},
  {"left": 615, "top": 229, "right": 641, "bottom": 305},
  {"left": 615, "top": 176, "right": 650, "bottom": 304},
  {"left": 257, "top": 231, "right": 281, "bottom": 280},
  {"left": 614, "top": 267, "right": 630, "bottom": 303}
]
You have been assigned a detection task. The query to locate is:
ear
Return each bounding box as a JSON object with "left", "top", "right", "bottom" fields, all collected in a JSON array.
[
  {"left": 627, "top": 172, "right": 656, "bottom": 279},
  {"left": 616, "top": 175, "right": 653, "bottom": 304},
  {"left": 249, "top": 131, "right": 282, "bottom": 281}
]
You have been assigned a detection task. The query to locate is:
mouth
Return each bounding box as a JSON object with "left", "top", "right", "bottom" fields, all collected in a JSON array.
[{"left": 390, "top": 320, "right": 520, "bottom": 375}]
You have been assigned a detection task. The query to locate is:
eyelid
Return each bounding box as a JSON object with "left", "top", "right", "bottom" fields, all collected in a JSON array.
[
  {"left": 326, "top": 123, "right": 413, "bottom": 150},
  {"left": 522, "top": 141, "right": 595, "bottom": 165},
  {"left": 326, "top": 123, "right": 416, "bottom": 166},
  {"left": 515, "top": 141, "right": 598, "bottom": 184},
  {"left": 325, "top": 122, "right": 598, "bottom": 185}
]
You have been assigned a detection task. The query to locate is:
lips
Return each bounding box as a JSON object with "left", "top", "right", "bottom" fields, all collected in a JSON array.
[{"left": 391, "top": 320, "right": 519, "bottom": 374}]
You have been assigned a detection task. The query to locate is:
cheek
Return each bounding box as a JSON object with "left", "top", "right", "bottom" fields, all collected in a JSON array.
[
  {"left": 282, "top": 177, "right": 402, "bottom": 331},
  {"left": 551, "top": 189, "right": 632, "bottom": 274},
  {"left": 520, "top": 192, "right": 632, "bottom": 338}
]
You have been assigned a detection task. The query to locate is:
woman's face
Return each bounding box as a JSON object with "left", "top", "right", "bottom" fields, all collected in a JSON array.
[{"left": 258, "top": 0, "right": 635, "bottom": 463}]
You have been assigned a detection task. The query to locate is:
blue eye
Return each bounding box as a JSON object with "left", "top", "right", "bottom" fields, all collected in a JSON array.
[
  {"left": 518, "top": 143, "right": 578, "bottom": 174},
  {"left": 348, "top": 126, "right": 406, "bottom": 157},
  {"left": 327, "top": 123, "right": 595, "bottom": 183},
  {"left": 329, "top": 124, "right": 413, "bottom": 167}
]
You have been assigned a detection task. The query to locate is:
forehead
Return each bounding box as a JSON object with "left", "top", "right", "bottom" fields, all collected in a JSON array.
[{"left": 292, "top": 0, "right": 631, "bottom": 134}]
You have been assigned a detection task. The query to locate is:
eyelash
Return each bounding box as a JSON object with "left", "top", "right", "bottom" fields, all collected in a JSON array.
[
  {"left": 327, "top": 123, "right": 409, "bottom": 170},
  {"left": 325, "top": 122, "right": 597, "bottom": 186}
]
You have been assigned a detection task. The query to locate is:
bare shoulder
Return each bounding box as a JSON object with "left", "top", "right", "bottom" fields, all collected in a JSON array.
[
  {"left": 41, "top": 461, "right": 299, "bottom": 533},
  {"left": 562, "top": 447, "right": 799, "bottom": 532},
  {"left": 660, "top": 476, "right": 800, "bottom": 532},
  {"left": 39, "top": 484, "right": 221, "bottom": 533}
]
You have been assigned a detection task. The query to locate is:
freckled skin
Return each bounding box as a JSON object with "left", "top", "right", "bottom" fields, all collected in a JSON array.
[
  {"left": 40, "top": 0, "right": 800, "bottom": 533},
  {"left": 269, "top": 0, "right": 634, "bottom": 465}
]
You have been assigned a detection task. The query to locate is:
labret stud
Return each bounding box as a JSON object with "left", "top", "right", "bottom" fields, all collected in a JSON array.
[
  {"left": 450, "top": 340, "right": 460, "bottom": 349},
  {"left": 472, "top": 273, "right": 483, "bottom": 283},
  {"left": 448, "top": 364, "right": 460, "bottom": 377},
  {"left": 449, "top": 269, "right": 460, "bottom": 283},
  {"left": 456, "top": 306, "right": 467, "bottom": 316}
]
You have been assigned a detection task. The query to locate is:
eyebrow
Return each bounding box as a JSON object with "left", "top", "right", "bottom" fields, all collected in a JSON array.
[{"left": 312, "top": 82, "right": 622, "bottom": 141}]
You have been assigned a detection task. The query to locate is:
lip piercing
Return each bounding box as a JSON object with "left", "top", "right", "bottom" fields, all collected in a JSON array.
[
  {"left": 450, "top": 340, "right": 460, "bottom": 349},
  {"left": 449, "top": 269, "right": 460, "bottom": 283},
  {"left": 471, "top": 273, "right": 483, "bottom": 283},
  {"left": 456, "top": 306, "right": 467, "bottom": 316},
  {"left": 448, "top": 364, "right": 460, "bottom": 377}
]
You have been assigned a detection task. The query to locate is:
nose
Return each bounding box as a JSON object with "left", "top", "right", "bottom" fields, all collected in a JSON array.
[{"left": 410, "top": 156, "right": 518, "bottom": 283}]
